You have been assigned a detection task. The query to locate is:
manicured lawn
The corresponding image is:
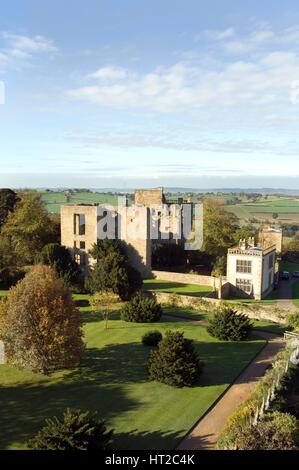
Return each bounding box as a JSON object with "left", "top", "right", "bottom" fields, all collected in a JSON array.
[
  {"left": 252, "top": 320, "right": 286, "bottom": 336},
  {"left": 164, "top": 307, "right": 285, "bottom": 335},
  {"left": 280, "top": 260, "right": 299, "bottom": 274},
  {"left": 225, "top": 289, "right": 278, "bottom": 305},
  {"left": 0, "top": 306, "right": 264, "bottom": 450},
  {"left": 293, "top": 280, "right": 299, "bottom": 308},
  {"left": 143, "top": 279, "right": 213, "bottom": 297}
]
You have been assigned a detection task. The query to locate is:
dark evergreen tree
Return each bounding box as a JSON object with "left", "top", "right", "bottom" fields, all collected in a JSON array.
[
  {"left": 121, "top": 293, "right": 162, "bottom": 323},
  {"left": 86, "top": 239, "right": 142, "bottom": 300},
  {"left": 207, "top": 306, "right": 253, "bottom": 341},
  {"left": 142, "top": 330, "right": 163, "bottom": 346},
  {"left": 152, "top": 243, "right": 186, "bottom": 269},
  {"left": 148, "top": 330, "right": 201, "bottom": 387},
  {"left": 38, "top": 243, "right": 80, "bottom": 284},
  {"left": 28, "top": 409, "right": 113, "bottom": 450}
]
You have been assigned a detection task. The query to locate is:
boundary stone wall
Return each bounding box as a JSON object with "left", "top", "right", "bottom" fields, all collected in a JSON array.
[
  {"left": 151, "top": 270, "right": 225, "bottom": 288},
  {"left": 150, "top": 291, "right": 290, "bottom": 325}
]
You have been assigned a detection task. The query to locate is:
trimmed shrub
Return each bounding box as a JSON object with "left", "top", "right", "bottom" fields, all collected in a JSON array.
[
  {"left": 121, "top": 293, "right": 162, "bottom": 323},
  {"left": 148, "top": 330, "right": 201, "bottom": 387},
  {"left": 28, "top": 408, "right": 113, "bottom": 450},
  {"left": 142, "top": 330, "right": 163, "bottom": 346},
  {"left": 234, "top": 412, "right": 299, "bottom": 450},
  {"left": 287, "top": 312, "right": 299, "bottom": 332},
  {"left": 207, "top": 306, "right": 253, "bottom": 341}
]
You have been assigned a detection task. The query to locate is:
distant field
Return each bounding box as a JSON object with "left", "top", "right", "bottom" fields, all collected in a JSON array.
[
  {"left": 225, "top": 198, "right": 299, "bottom": 223},
  {"left": 41, "top": 192, "right": 120, "bottom": 213}
]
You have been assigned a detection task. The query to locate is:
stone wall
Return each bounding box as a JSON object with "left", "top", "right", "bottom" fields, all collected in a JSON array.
[
  {"left": 135, "top": 188, "right": 164, "bottom": 206},
  {"left": 151, "top": 270, "right": 225, "bottom": 289},
  {"left": 0, "top": 341, "right": 5, "bottom": 364},
  {"left": 150, "top": 291, "right": 290, "bottom": 325}
]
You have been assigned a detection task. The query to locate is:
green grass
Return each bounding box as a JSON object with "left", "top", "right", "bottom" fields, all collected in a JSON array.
[
  {"left": 143, "top": 280, "right": 213, "bottom": 298},
  {"left": 252, "top": 320, "right": 286, "bottom": 335},
  {"left": 164, "top": 307, "right": 285, "bottom": 335},
  {"left": 0, "top": 305, "right": 264, "bottom": 450},
  {"left": 292, "top": 280, "right": 299, "bottom": 308},
  {"left": 0, "top": 290, "right": 8, "bottom": 298},
  {"left": 41, "top": 191, "right": 119, "bottom": 214},
  {"left": 280, "top": 260, "right": 299, "bottom": 274},
  {"left": 225, "top": 197, "right": 299, "bottom": 222},
  {"left": 225, "top": 289, "right": 278, "bottom": 305}
]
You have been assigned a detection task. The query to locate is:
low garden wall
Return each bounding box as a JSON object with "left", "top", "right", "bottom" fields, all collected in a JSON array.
[
  {"left": 0, "top": 341, "right": 5, "bottom": 364},
  {"left": 151, "top": 291, "right": 291, "bottom": 325},
  {"left": 152, "top": 270, "right": 225, "bottom": 289}
]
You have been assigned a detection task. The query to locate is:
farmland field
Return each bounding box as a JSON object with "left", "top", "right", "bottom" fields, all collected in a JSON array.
[
  {"left": 225, "top": 197, "right": 299, "bottom": 223},
  {"left": 41, "top": 191, "right": 121, "bottom": 213}
]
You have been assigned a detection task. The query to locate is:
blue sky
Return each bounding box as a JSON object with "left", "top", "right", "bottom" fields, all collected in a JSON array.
[{"left": 1, "top": 0, "right": 299, "bottom": 189}]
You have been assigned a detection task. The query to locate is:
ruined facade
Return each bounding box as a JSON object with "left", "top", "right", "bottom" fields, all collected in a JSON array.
[{"left": 61, "top": 188, "right": 195, "bottom": 278}]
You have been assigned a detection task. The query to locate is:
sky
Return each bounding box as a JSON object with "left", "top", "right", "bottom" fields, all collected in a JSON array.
[{"left": 1, "top": 0, "right": 299, "bottom": 189}]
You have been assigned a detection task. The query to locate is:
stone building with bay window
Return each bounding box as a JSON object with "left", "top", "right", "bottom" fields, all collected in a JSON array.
[{"left": 226, "top": 237, "right": 277, "bottom": 300}]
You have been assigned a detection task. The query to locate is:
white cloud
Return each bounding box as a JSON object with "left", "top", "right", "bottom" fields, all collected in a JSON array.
[
  {"left": 222, "top": 24, "right": 299, "bottom": 55},
  {"left": 88, "top": 65, "right": 130, "bottom": 81},
  {"left": 66, "top": 50, "right": 299, "bottom": 113},
  {"left": 0, "top": 32, "right": 57, "bottom": 72},
  {"left": 2, "top": 33, "right": 57, "bottom": 54},
  {"left": 195, "top": 27, "right": 235, "bottom": 42}
]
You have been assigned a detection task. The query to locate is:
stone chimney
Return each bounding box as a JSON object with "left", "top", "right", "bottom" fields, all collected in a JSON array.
[
  {"left": 248, "top": 237, "right": 255, "bottom": 248},
  {"left": 239, "top": 239, "right": 247, "bottom": 250}
]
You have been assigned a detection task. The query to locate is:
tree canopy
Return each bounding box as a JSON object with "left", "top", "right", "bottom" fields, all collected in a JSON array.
[
  {"left": 0, "top": 192, "right": 59, "bottom": 265},
  {"left": 203, "top": 201, "right": 238, "bottom": 257},
  {"left": 0, "top": 265, "right": 85, "bottom": 373},
  {"left": 0, "top": 189, "right": 18, "bottom": 231},
  {"left": 86, "top": 239, "right": 142, "bottom": 300},
  {"left": 38, "top": 243, "right": 80, "bottom": 284}
]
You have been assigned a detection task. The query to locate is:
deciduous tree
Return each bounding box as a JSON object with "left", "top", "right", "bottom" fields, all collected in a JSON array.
[
  {"left": 0, "top": 265, "right": 85, "bottom": 373},
  {"left": 1, "top": 192, "right": 59, "bottom": 265}
]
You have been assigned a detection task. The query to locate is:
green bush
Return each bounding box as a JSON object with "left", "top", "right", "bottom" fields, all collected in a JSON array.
[
  {"left": 142, "top": 330, "right": 163, "bottom": 346},
  {"left": 148, "top": 330, "right": 201, "bottom": 387},
  {"left": 207, "top": 306, "right": 252, "bottom": 341},
  {"left": 234, "top": 412, "right": 299, "bottom": 450},
  {"left": 287, "top": 312, "right": 299, "bottom": 332},
  {"left": 121, "top": 293, "right": 162, "bottom": 323},
  {"left": 28, "top": 408, "right": 113, "bottom": 450}
]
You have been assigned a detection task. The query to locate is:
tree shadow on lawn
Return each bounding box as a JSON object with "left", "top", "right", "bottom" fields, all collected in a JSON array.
[
  {"left": 114, "top": 429, "right": 185, "bottom": 451},
  {"left": 143, "top": 282, "right": 212, "bottom": 297},
  {"left": 194, "top": 339, "right": 264, "bottom": 387},
  {"left": 0, "top": 378, "right": 137, "bottom": 450},
  {"left": 0, "top": 342, "right": 150, "bottom": 450},
  {"left": 144, "top": 281, "right": 188, "bottom": 290},
  {"left": 81, "top": 310, "right": 121, "bottom": 324},
  {"left": 0, "top": 337, "right": 262, "bottom": 449},
  {"left": 163, "top": 308, "right": 207, "bottom": 322}
]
